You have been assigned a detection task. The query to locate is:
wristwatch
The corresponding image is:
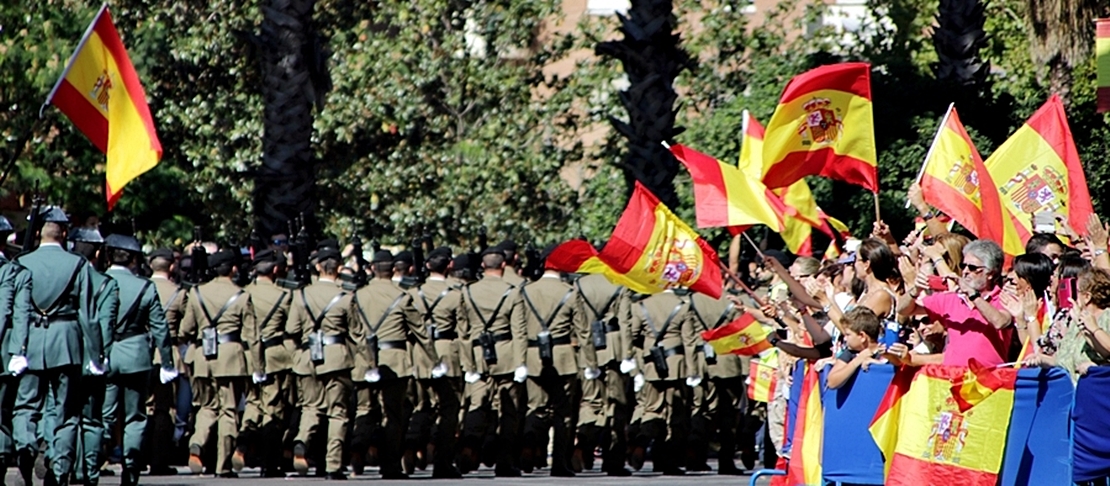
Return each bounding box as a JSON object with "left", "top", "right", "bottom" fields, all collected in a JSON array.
[
  {"left": 966, "top": 291, "right": 981, "bottom": 302},
  {"left": 768, "top": 335, "right": 781, "bottom": 347}
]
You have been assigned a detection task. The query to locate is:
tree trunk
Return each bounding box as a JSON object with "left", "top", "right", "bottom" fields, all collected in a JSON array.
[
  {"left": 256, "top": 0, "right": 323, "bottom": 236},
  {"left": 931, "top": 0, "right": 989, "bottom": 92},
  {"left": 596, "top": 0, "right": 690, "bottom": 210},
  {"left": 1025, "top": 0, "right": 1097, "bottom": 103}
]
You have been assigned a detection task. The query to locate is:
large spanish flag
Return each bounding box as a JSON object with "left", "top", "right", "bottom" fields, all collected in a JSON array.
[
  {"left": 918, "top": 105, "right": 1007, "bottom": 244},
  {"left": 762, "top": 63, "right": 878, "bottom": 192},
  {"left": 44, "top": 4, "right": 162, "bottom": 209},
  {"left": 985, "top": 95, "right": 1093, "bottom": 255},
  {"left": 787, "top": 366, "right": 824, "bottom": 485},
  {"left": 597, "top": 182, "right": 724, "bottom": 298},
  {"left": 872, "top": 365, "right": 1014, "bottom": 486},
  {"left": 701, "top": 313, "right": 772, "bottom": 356},
  {"left": 670, "top": 143, "right": 783, "bottom": 230},
  {"left": 544, "top": 239, "right": 624, "bottom": 278},
  {"left": 1098, "top": 19, "right": 1110, "bottom": 113}
]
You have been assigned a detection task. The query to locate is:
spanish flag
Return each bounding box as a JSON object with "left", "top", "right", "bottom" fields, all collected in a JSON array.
[
  {"left": 701, "top": 313, "right": 771, "bottom": 356},
  {"left": 762, "top": 63, "right": 878, "bottom": 192},
  {"left": 597, "top": 182, "right": 724, "bottom": 298},
  {"left": 787, "top": 366, "right": 824, "bottom": 485},
  {"left": 44, "top": 4, "right": 161, "bottom": 209},
  {"left": 1098, "top": 19, "right": 1110, "bottom": 113},
  {"left": 821, "top": 211, "right": 851, "bottom": 260},
  {"left": 1016, "top": 301, "right": 1050, "bottom": 365},
  {"left": 775, "top": 179, "right": 825, "bottom": 256},
  {"left": 984, "top": 95, "right": 1093, "bottom": 255},
  {"left": 738, "top": 109, "right": 766, "bottom": 179},
  {"left": 949, "top": 358, "right": 1018, "bottom": 413},
  {"left": 918, "top": 105, "right": 1007, "bottom": 244},
  {"left": 747, "top": 350, "right": 779, "bottom": 403},
  {"left": 544, "top": 239, "right": 622, "bottom": 276},
  {"left": 670, "top": 143, "right": 783, "bottom": 230}
]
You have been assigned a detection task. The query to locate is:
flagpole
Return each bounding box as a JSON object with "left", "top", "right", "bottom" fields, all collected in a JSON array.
[
  {"left": 904, "top": 102, "right": 955, "bottom": 208},
  {"left": 717, "top": 259, "right": 767, "bottom": 306},
  {"left": 40, "top": 2, "right": 110, "bottom": 117}
]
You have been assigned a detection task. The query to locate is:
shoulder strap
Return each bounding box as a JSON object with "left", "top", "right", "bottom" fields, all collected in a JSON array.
[
  {"left": 420, "top": 286, "right": 454, "bottom": 323},
  {"left": 688, "top": 298, "right": 736, "bottom": 332},
  {"left": 465, "top": 284, "right": 515, "bottom": 332},
  {"left": 521, "top": 287, "right": 575, "bottom": 333},
  {"left": 31, "top": 259, "right": 85, "bottom": 316},
  {"left": 711, "top": 302, "right": 737, "bottom": 329},
  {"left": 165, "top": 287, "right": 183, "bottom": 311},
  {"left": 258, "top": 291, "right": 289, "bottom": 330},
  {"left": 115, "top": 280, "right": 154, "bottom": 331},
  {"left": 574, "top": 279, "right": 622, "bottom": 323},
  {"left": 369, "top": 293, "right": 408, "bottom": 335},
  {"left": 307, "top": 290, "right": 347, "bottom": 332},
  {"left": 95, "top": 276, "right": 112, "bottom": 301},
  {"left": 639, "top": 300, "right": 686, "bottom": 347},
  {"left": 195, "top": 287, "right": 245, "bottom": 328}
]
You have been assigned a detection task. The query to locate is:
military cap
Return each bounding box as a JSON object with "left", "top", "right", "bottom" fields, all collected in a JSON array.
[
  {"left": 480, "top": 245, "right": 503, "bottom": 257},
  {"left": 452, "top": 253, "right": 470, "bottom": 270},
  {"left": 499, "top": 239, "right": 518, "bottom": 253},
  {"left": 315, "top": 247, "right": 342, "bottom": 263},
  {"left": 428, "top": 246, "right": 452, "bottom": 259},
  {"left": 104, "top": 234, "right": 141, "bottom": 253},
  {"left": 68, "top": 226, "right": 104, "bottom": 244},
  {"left": 252, "top": 248, "right": 277, "bottom": 266},
  {"left": 317, "top": 238, "right": 339, "bottom": 250},
  {"left": 208, "top": 250, "right": 238, "bottom": 267},
  {"left": 370, "top": 250, "right": 393, "bottom": 264},
  {"left": 148, "top": 248, "right": 175, "bottom": 261},
  {"left": 394, "top": 250, "right": 414, "bottom": 265},
  {"left": 0, "top": 216, "right": 12, "bottom": 233},
  {"left": 38, "top": 206, "right": 69, "bottom": 224}
]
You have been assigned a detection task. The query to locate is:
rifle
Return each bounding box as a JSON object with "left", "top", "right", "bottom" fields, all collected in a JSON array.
[
  {"left": 340, "top": 223, "right": 369, "bottom": 290},
  {"left": 184, "top": 226, "right": 209, "bottom": 288},
  {"left": 280, "top": 214, "right": 312, "bottom": 289},
  {"left": 20, "top": 184, "right": 43, "bottom": 254},
  {"left": 477, "top": 225, "right": 488, "bottom": 253},
  {"left": 523, "top": 243, "right": 542, "bottom": 281},
  {"left": 411, "top": 225, "right": 426, "bottom": 285}
]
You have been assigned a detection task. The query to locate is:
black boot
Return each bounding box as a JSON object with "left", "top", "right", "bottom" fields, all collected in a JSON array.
[{"left": 17, "top": 450, "right": 34, "bottom": 486}]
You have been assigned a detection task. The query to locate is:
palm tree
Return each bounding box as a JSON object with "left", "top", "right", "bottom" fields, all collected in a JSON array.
[
  {"left": 596, "top": 0, "right": 691, "bottom": 210},
  {"left": 1024, "top": 0, "right": 1097, "bottom": 102},
  {"left": 931, "top": 0, "right": 989, "bottom": 92}
]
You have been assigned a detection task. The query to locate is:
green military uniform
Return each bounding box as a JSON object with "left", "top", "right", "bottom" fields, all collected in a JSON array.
[
  {"left": 572, "top": 273, "right": 633, "bottom": 475},
  {"left": 239, "top": 275, "right": 293, "bottom": 475},
  {"left": 628, "top": 290, "right": 699, "bottom": 475},
  {"left": 687, "top": 291, "right": 748, "bottom": 474},
  {"left": 145, "top": 268, "right": 186, "bottom": 473},
  {"left": 12, "top": 240, "right": 102, "bottom": 484},
  {"left": 352, "top": 277, "right": 437, "bottom": 478},
  {"left": 0, "top": 253, "right": 31, "bottom": 466},
  {"left": 103, "top": 257, "right": 174, "bottom": 485},
  {"left": 519, "top": 273, "right": 596, "bottom": 476},
  {"left": 289, "top": 277, "right": 361, "bottom": 476},
  {"left": 72, "top": 263, "right": 118, "bottom": 486},
  {"left": 180, "top": 257, "right": 257, "bottom": 476},
  {"left": 459, "top": 271, "right": 527, "bottom": 476}
]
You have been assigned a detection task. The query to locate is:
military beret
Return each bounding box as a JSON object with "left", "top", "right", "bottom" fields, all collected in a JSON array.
[
  {"left": 68, "top": 226, "right": 105, "bottom": 244},
  {"left": 148, "top": 248, "right": 175, "bottom": 261},
  {"left": 104, "top": 234, "right": 141, "bottom": 253},
  {"left": 428, "top": 246, "right": 452, "bottom": 259},
  {"left": 481, "top": 246, "right": 503, "bottom": 257},
  {"left": 38, "top": 206, "right": 69, "bottom": 224},
  {"left": 315, "top": 248, "right": 342, "bottom": 263},
  {"left": 317, "top": 238, "right": 339, "bottom": 250},
  {"left": 394, "top": 250, "right": 414, "bottom": 265},
  {"left": 0, "top": 216, "right": 12, "bottom": 233},
  {"left": 370, "top": 250, "right": 393, "bottom": 264},
  {"left": 451, "top": 254, "right": 470, "bottom": 270},
  {"left": 498, "top": 239, "right": 518, "bottom": 253},
  {"left": 252, "top": 248, "right": 279, "bottom": 267},
  {"left": 208, "top": 250, "right": 238, "bottom": 267}
]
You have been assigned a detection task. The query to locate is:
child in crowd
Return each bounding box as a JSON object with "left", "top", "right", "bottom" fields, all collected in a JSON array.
[{"left": 827, "top": 307, "right": 887, "bottom": 389}]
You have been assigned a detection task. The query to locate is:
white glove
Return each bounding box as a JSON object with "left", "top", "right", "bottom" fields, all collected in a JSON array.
[
  {"left": 252, "top": 372, "right": 267, "bottom": 384},
  {"left": 365, "top": 368, "right": 381, "bottom": 383},
  {"left": 633, "top": 373, "right": 645, "bottom": 392},
  {"left": 159, "top": 367, "right": 179, "bottom": 384},
  {"left": 86, "top": 360, "right": 105, "bottom": 376},
  {"left": 431, "top": 362, "right": 448, "bottom": 379},
  {"left": 7, "top": 356, "right": 27, "bottom": 376},
  {"left": 513, "top": 365, "right": 528, "bottom": 383},
  {"left": 583, "top": 367, "right": 602, "bottom": 380},
  {"left": 686, "top": 375, "right": 703, "bottom": 388},
  {"left": 619, "top": 358, "right": 636, "bottom": 374},
  {"left": 464, "top": 371, "right": 481, "bottom": 384}
]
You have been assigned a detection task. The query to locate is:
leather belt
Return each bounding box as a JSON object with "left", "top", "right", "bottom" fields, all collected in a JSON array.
[
  {"left": 433, "top": 330, "right": 458, "bottom": 340},
  {"left": 262, "top": 335, "right": 286, "bottom": 349},
  {"left": 472, "top": 332, "right": 513, "bottom": 346},
  {"left": 527, "top": 336, "right": 572, "bottom": 347},
  {"left": 31, "top": 312, "right": 78, "bottom": 327},
  {"left": 303, "top": 333, "right": 347, "bottom": 349},
  {"left": 663, "top": 346, "right": 684, "bottom": 357},
  {"left": 217, "top": 331, "right": 242, "bottom": 345},
  {"left": 114, "top": 328, "right": 147, "bottom": 341},
  {"left": 377, "top": 340, "right": 407, "bottom": 350}
]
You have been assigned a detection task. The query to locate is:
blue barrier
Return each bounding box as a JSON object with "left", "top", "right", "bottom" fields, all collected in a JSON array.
[
  {"left": 820, "top": 364, "right": 893, "bottom": 485},
  {"left": 782, "top": 362, "right": 806, "bottom": 456},
  {"left": 1073, "top": 367, "right": 1110, "bottom": 482},
  {"left": 999, "top": 367, "right": 1073, "bottom": 485}
]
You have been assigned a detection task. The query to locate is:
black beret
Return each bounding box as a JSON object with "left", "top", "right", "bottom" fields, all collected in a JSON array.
[
  {"left": 370, "top": 250, "right": 393, "bottom": 264},
  {"left": 451, "top": 254, "right": 470, "bottom": 270},
  {"left": 428, "top": 246, "right": 452, "bottom": 259},
  {"left": 148, "top": 248, "right": 175, "bottom": 261},
  {"left": 481, "top": 246, "right": 503, "bottom": 257},
  {"left": 104, "top": 234, "right": 141, "bottom": 253},
  {"left": 252, "top": 248, "right": 278, "bottom": 267},
  {"left": 394, "top": 250, "right": 414, "bottom": 265},
  {"left": 317, "top": 238, "right": 339, "bottom": 250},
  {"left": 498, "top": 239, "right": 518, "bottom": 253},
  {"left": 315, "top": 248, "right": 342, "bottom": 263},
  {"left": 208, "top": 250, "right": 238, "bottom": 267}
]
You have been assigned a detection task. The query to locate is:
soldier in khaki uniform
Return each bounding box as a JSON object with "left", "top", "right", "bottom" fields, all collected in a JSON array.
[
  {"left": 519, "top": 262, "right": 599, "bottom": 477},
  {"left": 145, "top": 248, "right": 186, "bottom": 475},
  {"left": 572, "top": 273, "right": 634, "bottom": 476},
  {"left": 181, "top": 250, "right": 258, "bottom": 477},
  {"left": 234, "top": 249, "right": 293, "bottom": 477},
  {"left": 687, "top": 289, "right": 748, "bottom": 475},
  {"left": 458, "top": 248, "right": 527, "bottom": 477},
  {"left": 352, "top": 250, "right": 443, "bottom": 479},
  {"left": 409, "top": 247, "right": 465, "bottom": 478},
  {"left": 497, "top": 241, "right": 526, "bottom": 287},
  {"left": 288, "top": 248, "right": 363, "bottom": 480},
  {"left": 627, "top": 289, "right": 700, "bottom": 476}
]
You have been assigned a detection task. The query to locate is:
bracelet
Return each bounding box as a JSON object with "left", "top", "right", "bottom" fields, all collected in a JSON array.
[
  {"left": 921, "top": 211, "right": 935, "bottom": 221},
  {"left": 1096, "top": 249, "right": 1107, "bottom": 257},
  {"left": 1024, "top": 314, "right": 1036, "bottom": 323}
]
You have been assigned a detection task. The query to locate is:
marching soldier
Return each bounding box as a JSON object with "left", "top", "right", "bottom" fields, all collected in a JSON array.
[
  {"left": 235, "top": 249, "right": 293, "bottom": 477},
  {"left": 353, "top": 250, "right": 443, "bottom": 479},
  {"left": 181, "top": 250, "right": 258, "bottom": 477},
  {"left": 519, "top": 259, "right": 599, "bottom": 477},
  {"left": 392, "top": 250, "right": 415, "bottom": 286},
  {"left": 10, "top": 208, "right": 103, "bottom": 486},
  {"left": 627, "top": 289, "right": 700, "bottom": 476},
  {"left": 458, "top": 247, "right": 527, "bottom": 477},
  {"left": 288, "top": 248, "right": 362, "bottom": 479},
  {"left": 0, "top": 216, "right": 31, "bottom": 480},
  {"left": 145, "top": 248, "right": 186, "bottom": 475},
  {"left": 101, "top": 235, "right": 176, "bottom": 486},
  {"left": 571, "top": 272, "right": 633, "bottom": 476},
  {"left": 497, "top": 241, "right": 525, "bottom": 287}
]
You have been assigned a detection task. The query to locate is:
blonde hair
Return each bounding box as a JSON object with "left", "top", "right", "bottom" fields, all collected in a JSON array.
[
  {"left": 793, "top": 257, "right": 820, "bottom": 277},
  {"left": 936, "top": 233, "right": 970, "bottom": 270}
]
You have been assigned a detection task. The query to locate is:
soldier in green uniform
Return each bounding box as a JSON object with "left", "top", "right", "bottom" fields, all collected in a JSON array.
[
  {"left": 10, "top": 208, "right": 104, "bottom": 486},
  {"left": 627, "top": 289, "right": 700, "bottom": 476},
  {"left": 458, "top": 248, "right": 527, "bottom": 477},
  {"left": 288, "top": 248, "right": 364, "bottom": 479},
  {"left": 235, "top": 249, "right": 293, "bottom": 477},
  {"left": 67, "top": 227, "right": 118, "bottom": 486},
  {"left": 519, "top": 259, "right": 599, "bottom": 477},
  {"left": 353, "top": 250, "right": 443, "bottom": 479},
  {"left": 0, "top": 216, "right": 32, "bottom": 479},
  {"left": 571, "top": 272, "right": 634, "bottom": 476},
  {"left": 144, "top": 248, "right": 186, "bottom": 475},
  {"left": 100, "top": 235, "right": 176, "bottom": 486},
  {"left": 180, "top": 250, "right": 258, "bottom": 477}
]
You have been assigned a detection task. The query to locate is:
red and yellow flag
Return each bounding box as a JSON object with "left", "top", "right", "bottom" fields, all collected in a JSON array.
[
  {"left": 1016, "top": 301, "right": 1050, "bottom": 365},
  {"left": 869, "top": 365, "right": 918, "bottom": 476},
  {"left": 821, "top": 210, "right": 851, "bottom": 260},
  {"left": 44, "top": 4, "right": 161, "bottom": 209},
  {"left": 747, "top": 350, "right": 779, "bottom": 403},
  {"left": 1098, "top": 19, "right": 1110, "bottom": 113},
  {"left": 985, "top": 95, "right": 1093, "bottom": 255},
  {"left": 919, "top": 105, "right": 1008, "bottom": 245},
  {"left": 544, "top": 239, "right": 622, "bottom": 276},
  {"left": 774, "top": 179, "right": 824, "bottom": 256},
  {"left": 701, "top": 313, "right": 772, "bottom": 356},
  {"left": 949, "top": 358, "right": 1018, "bottom": 413},
  {"left": 787, "top": 366, "right": 824, "bottom": 485},
  {"left": 762, "top": 63, "right": 878, "bottom": 192},
  {"left": 597, "top": 182, "right": 724, "bottom": 298},
  {"left": 670, "top": 143, "right": 783, "bottom": 230}
]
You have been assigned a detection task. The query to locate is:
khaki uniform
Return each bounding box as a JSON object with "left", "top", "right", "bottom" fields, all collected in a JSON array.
[
  {"left": 146, "top": 276, "right": 185, "bottom": 471},
  {"left": 350, "top": 278, "right": 436, "bottom": 476},
  {"left": 519, "top": 275, "right": 595, "bottom": 474},
  {"left": 688, "top": 292, "right": 748, "bottom": 471},
  {"left": 289, "top": 279, "right": 360, "bottom": 475},
  {"left": 459, "top": 274, "right": 527, "bottom": 473},
  {"left": 181, "top": 278, "right": 257, "bottom": 474},
  {"left": 409, "top": 276, "right": 466, "bottom": 471},
  {"left": 240, "top": 279, "right": 293, "bottom": 472}
]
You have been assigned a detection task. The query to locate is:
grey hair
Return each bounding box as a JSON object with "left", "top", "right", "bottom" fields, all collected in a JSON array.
[{"left": 963, "top": 239, "right": 1003, "bottom": 274}]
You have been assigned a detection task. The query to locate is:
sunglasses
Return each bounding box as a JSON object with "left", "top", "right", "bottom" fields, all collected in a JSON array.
[
  {"left": 959, "top": 263, "right": 987, "bottom": 273},
  {"left": 272, "top": 239, "right": 289, "bottom": 245}
]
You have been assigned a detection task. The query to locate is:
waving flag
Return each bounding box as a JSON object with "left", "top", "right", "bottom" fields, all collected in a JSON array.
[
  {"left": 747, "top": 351, "right": 779, "bottom": 403},
  {"left": 787, "top": 366, "right": 824, "bottom": 485},
  {"left": 43, "top": 3, "right": 162, "bottom": 209},
  {"left": 701, "top": 313, "right": 771, "bottom": 356},
  {"left": 670, "top": 143, "right": 783, "bottom": 230},
  {"left": 949, "top": 358, "right": 1018, "bottom": 413},
  {"left": 762, "top": 63, "right": 878, "bottom": 192}
]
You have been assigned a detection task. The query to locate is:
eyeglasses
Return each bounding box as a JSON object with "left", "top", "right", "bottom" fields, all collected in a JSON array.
[
  {"left": 959, "top": 262, "right": 986, "bottom": 273},
  {"left": 272, "top": 239, "right": 288, "bottom": 246}
]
